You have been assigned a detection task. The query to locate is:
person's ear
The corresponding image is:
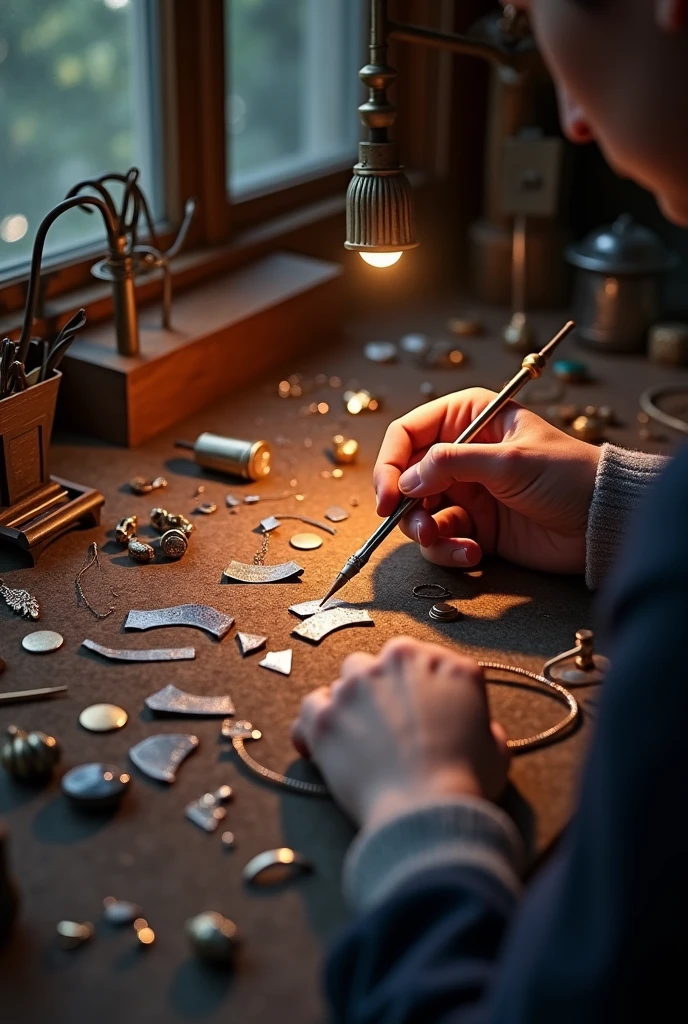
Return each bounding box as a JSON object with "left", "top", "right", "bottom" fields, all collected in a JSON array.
[{"left": 657, "top": 0, "right": 688, "bottom": 32}]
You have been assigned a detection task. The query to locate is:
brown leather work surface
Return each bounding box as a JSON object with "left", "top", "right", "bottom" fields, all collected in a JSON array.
[{"left": 0, "top": 302, "right": 682, "bottom": 1024}]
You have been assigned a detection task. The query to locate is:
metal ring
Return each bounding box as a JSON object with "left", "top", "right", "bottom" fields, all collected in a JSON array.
[
  {"left": 413, "top": 584, "right": 454, "bottom": 601},
  {"left": 478, "top": 662, "right": 579, "bottom": 752},
  {"left": 639, "top": 384, "right": 688, "bottom": 435}
]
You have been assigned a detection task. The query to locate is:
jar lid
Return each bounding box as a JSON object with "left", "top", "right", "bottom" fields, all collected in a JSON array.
[{"left": 565, "top": 214, "right": 677, "bottom": 274}]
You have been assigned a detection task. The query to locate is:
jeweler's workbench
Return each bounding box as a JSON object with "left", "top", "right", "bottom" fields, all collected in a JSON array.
[{"left": 0, "top": 302, "right": 684, "bottom": 1024}]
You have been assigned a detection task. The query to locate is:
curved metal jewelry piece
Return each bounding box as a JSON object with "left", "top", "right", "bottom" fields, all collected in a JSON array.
[
  {"left": 82, "top": 639, "right": 196, "bottom": 662},
  {"left": 543, "top": 629, "right": 610, "bottom": 686},
  {"left": 222, "top": 719, "right": 328, "bottom": 797},
  {"left": 222, "top": 560, "right": 304, "bottom": 584},
  {"left": 260, "top": 514, "right": 336, "bottom": 536},
  {"left": 242, "top": 848, "right": 313, "bottom": 887},
  {"left": 129, "top": 733, "right": 199, "bottom": 783},
  {"left": 124, "top": 605, "right": 234, "bottom": 640},
  {"left": 149, "top": 507, "right": 195, "bottom": 536},
  {"left": 129, "top": 476, "right": 167, "bottom": 496},
  {"left": 145, "top": 684, "right": 235, "bottom": 716},
  {"left": 292, "top": 607, "right": 374, "bottom": 645},
  {"left": 639, "top": 384, "right": 688, "bottom": 435},
  {"left": 412, "top": 583, "right": 453, "bottom": 601},
  {"left": 478, "top": 662, "right": 579, "bottom": 751}
]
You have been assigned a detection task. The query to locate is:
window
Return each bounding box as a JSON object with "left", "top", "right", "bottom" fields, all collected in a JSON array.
[
  {"left": 0, "top": 0, "right": 160, "bottom": 273},
  {"left": 226, "top": 0, "right": 363, "bottom": 197}
]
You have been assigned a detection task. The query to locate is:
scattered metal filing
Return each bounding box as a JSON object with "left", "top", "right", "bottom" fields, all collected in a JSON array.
[
  {"left": 1, "top": 725, "right": 61, "bottom": 781},
  {"left": 350, "top": 496, "right": 360, "bottom": 507},
  {"left": 447, "top": 315, "right": 484, "bottom": 337},
  {"left": 124, "top": 604, "right": 234, "bottom": 640},
  {"left": 79, "top": 704, "right": 128, "bottom": 733},
  {"left": 400, "top": 332, "right": 430, "bottom": 354},
  {"left": 21, "top": 630, "right": 64, "bottom": 654},
  {"left": 57, "top": 920, "right": 94, "bottom": 951},
  {"left": 221, "top": 831, "right": 235, "bottom": 849},
  {"left": 186, "top": 911, "right": 240, "bottom": 965},
  {"left": 571, "top": 414, "right": 605, "bottom": 443},
  {"left": 259, "top": 649, "right": 293, "bottom": 676},
  {"left": 236, "top": 632, "right": 267, "bottom": 656},
  {"left": 193, "top": 485, "right": 206, "bottom": 498},
  {"left": 259, "top": 514, "right": 336, "bottom": 535},
  {"left": 364, "top": 340, "right": 397, "bottom": 363},
  {"left": 222, "top": 560, "right": 304, "bottom": 584},
  {"left": 81, "top": 639, "right": 196, "bottom": 662},
  {"left": 115, "top": 515, "right": 138, "bottom": 543},
  {"left": 185, "top": 786, "right": 233, "bottom": 833},
  {"left": 134, "top": 918, "right": 156, "bottom": 946},
  {"left": 128, "top": 537, "right": 155, "bottom": 563},
  {"left": 159, "top": 528, "right": 188, "bottom": 560},
  {"left": 425, "top": 340, "right": 466, "bottom": 369},
  {"left": 429, "top": 603, "right": 462, "bottom": 623},
  {"left": 129, "top": 734, "right": 199, "bottom": 783},
  {"left": 292, "top": 607, "right": 374, "bottom": 645},
  {"left": 333, "top": 434, "right": 359, "bottom": 465},
  {"left": 553, "top": 358, "right": 590, "bottom": 383},
  {"left": 61, "top": 762, "right": 131, "bottom": 810},
  {"left": 149, "top": 507, "right": 195, "bottom": 537},
  {"left": 103, "top": 897, "right": 143, "bottom": 925},
  {"left": 129, "top": 476, "right": 167, "bottom": 496},
  {"left": 242, "top": 848, "right": 313, "bottom": 888},
  {"left": 0, "top": 686, "right": 67, "bottom": 706},
  {"left": 145, "top": 684, "right": 236, "bottom": 717},
  {"left": 0, "top": 579, "right": 40, "bottom": 620},
  {"left": 290, "top": 532, "right": 323, "bottom": 551},
  {"left": 75, "top": 542, "right": 119, "bottom": 620},
  {"left": 226, "top": 494, "right": 240, "bottom": 508},
  {"left": 195, "top": 501, "right": 217, "bottom": 515},
  {"left": 343, "top": 389, "right": 381, "bottom": 415},
  {"left": 413, "top": 583, "right": 454, "bottom": 601},
  {"left": 543, "top": 628, "right": 610, "bottom": 685},
  {"left": 288, "top": 597, "right": 348, "bottom": 619},
  {"left": 325, "top": 506, "right": 348, "bottom": 523}
]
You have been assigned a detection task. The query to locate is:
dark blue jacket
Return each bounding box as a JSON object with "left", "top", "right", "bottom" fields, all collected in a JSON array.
[{"left": 326, "top": 445, "right": 688, "bottom": 1022}]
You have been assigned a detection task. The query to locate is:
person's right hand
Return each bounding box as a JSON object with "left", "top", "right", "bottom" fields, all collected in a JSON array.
[{"left": 373, "top": 388, "right": 601, "bottom": 575}]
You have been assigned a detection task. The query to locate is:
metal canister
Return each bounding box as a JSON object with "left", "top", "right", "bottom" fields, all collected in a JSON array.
[
  {"left": 179, "top": 434, "right": 271, "bottom": 480},
  {"left": 565, "top": 214, "right": 678, "bottom": 353}
]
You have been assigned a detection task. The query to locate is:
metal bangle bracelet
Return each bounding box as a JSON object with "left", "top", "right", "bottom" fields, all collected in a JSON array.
[
  {"left": 230, "top": 664, "right": 579, "bottom": 798},
  {"left": 639, "top": 384, "right": 688, "bottom": 436}
]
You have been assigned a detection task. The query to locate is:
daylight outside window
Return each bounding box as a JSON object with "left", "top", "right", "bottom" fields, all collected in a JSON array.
[
  {"left": 0, "top": 0, "right": 160, "bottom": 274},
  {"left": 226, "top": 0, "right": 363, "bottom": 197}
]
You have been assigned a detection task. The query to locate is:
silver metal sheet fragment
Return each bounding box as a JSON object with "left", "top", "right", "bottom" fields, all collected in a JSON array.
[
  {"left": 82, "top": 639, "right": 196, "bottom": 662},
  {"left": 325, "top": 506, "right": 348, "bottom": 523},
  {"left": 221, "top": 561, "right": 304, "bottom": 584},
  {"left": 292, "top": 607, "right": 374, "bottom": 645},
  {"left": 124, "top": 605, "right": 234, "bottom": 640},
  {"left": 236, "top": 632, "right": 268, "bottom": 656},
  {"left": 288, "top": 598, "right": 348, "bottom": 619},
  {"left": 258, "top": 649, "right": 293, "bottom": 676},
  {"left": 129, "top": 734, "right": 199, "bottom": 783},
  {"left": 145, "top": 684, "right": 236, "bottom": 717}
]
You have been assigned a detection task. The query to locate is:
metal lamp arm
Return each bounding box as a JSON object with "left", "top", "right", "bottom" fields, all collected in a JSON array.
[{"left": 17, "top": 196, "right": 119, "bottom": 363}]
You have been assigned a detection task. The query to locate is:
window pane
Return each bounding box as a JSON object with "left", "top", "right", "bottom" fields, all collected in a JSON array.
[
  {"left": 226, "top": 0, "right": 363, "bottom": 196},
  {"left": 0, "top": 0, "right": 160, "bottom": 272}
]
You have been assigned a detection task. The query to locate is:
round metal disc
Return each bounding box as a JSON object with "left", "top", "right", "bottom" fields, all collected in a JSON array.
[
  {"left": 22, "top": 630, "right": 64, "bottom": 654},
  {"left": 548, "top": 655, "right": 610, "bottom": 686},
  {"left": 364, "top": 341, "right": 397, "bottom": 363},
  {"left": 79, "top": 703, "right": 129, "bottom": 733},
  {"left": 289, "top": 532, "right": 323, "bottom": 551},
  {"left": 61, "top": 762, "right": 131, "bottom": 809},
  {"left": 429, "top": 603, "right": 460, "bottom": 622}
]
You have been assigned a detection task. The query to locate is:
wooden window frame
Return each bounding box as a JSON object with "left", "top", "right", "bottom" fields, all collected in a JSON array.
[{"left": 0, "top": 0, "right": 457, "bottom": 335}]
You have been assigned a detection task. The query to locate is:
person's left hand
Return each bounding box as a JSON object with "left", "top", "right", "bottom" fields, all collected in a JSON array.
[{"left": 291, "top": 637, "right": 510, "bottom": 830}]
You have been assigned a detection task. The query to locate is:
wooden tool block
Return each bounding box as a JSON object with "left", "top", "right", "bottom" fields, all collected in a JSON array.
[{"left": 58, "top": 252, "right": 344, "bottom": 447}]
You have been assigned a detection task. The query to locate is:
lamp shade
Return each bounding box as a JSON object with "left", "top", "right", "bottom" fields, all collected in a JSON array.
[{"left": 345, "top": 163, "right": 417, "bottom": 254}]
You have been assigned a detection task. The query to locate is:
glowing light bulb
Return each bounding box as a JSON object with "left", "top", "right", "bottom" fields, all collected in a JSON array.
[{"left": 359, "top": 251, "right": 403, "bottom": 268}]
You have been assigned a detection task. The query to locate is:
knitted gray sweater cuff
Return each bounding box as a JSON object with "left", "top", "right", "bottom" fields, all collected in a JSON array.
[
  {"left": 585, "top": 443, "right": 668, "bottom": 590},
  {"left": 343, "top": 796, "right": 525, "bottom": 912}
]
